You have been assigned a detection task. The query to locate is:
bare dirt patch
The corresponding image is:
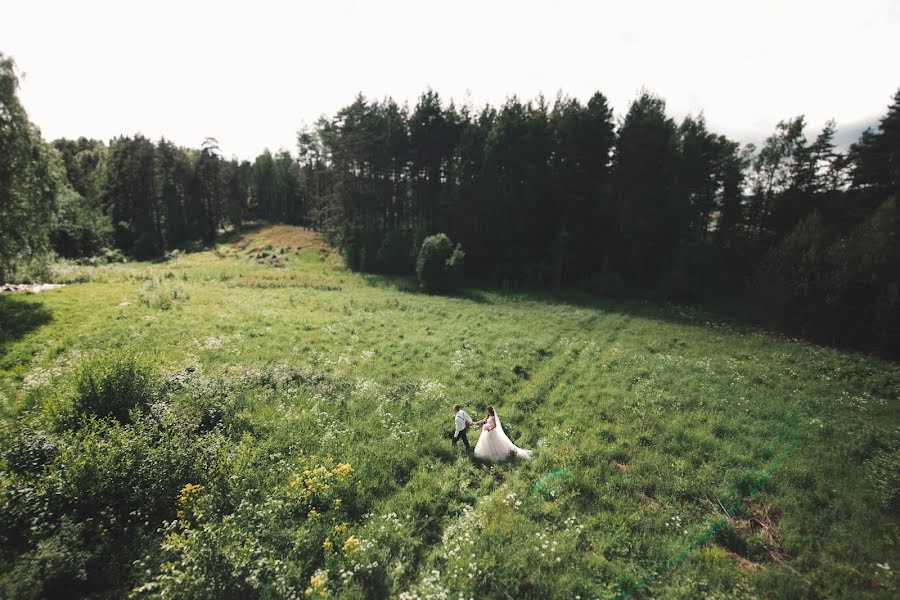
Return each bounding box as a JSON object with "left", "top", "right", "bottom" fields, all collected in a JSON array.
[
  {"left": 234, "top": 224, "right": 332, "bottom": 254},
  {"left": 231, "top": 225, "right": 339, "bottom": 268},
  {"left": 708, "top": 498, "right": 791, "bottom": 567}
]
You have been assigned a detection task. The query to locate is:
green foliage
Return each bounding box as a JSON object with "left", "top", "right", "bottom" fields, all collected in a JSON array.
[
  {"left": 51, "top": 185, "right": 114, "bottom": 258},
  {"left": 416, "top": 233, "right": 464, "bottom": 292},
  {"left": 376, "top": 230, "right": 414, "bottom": 274},
  {"left": 0, "top": 516, "right": 95, "bottom": 600},
  {"left": 759, "top": 198, "right": 900, "bottom": 354},
  {"left": 0, "top": 390, "right": 232, "bottom": 598},
  {"left": 611, "top": 92, "right": 681, "bottom": 285},
  {"left": 0, "top": 53, "right": 61, "bottom": 282},
  {"left": 1, "top": 227, "right": 898, "bottom": 598},
  {"left": 71, "top": 354, "right": 160, "bottom": 424},
  {"left": 0, "top": 250, "right": 54, "bottom": 284}
]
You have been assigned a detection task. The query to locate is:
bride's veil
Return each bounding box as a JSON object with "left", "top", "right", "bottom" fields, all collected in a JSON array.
[{"left": 493, "top": 407, "right": 505, "bottom": 436}]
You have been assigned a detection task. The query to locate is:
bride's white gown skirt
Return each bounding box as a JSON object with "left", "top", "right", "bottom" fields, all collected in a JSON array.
[{"left": 474, "top": 427, "right": 532, "bottom": 461}]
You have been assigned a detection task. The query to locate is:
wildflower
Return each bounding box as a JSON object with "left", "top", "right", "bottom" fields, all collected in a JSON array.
[
  {"left": 332, "top": 463, "right": 353, "bottom": 479},
  {"left": 305, "top": 568, "right": 330, "bottom": 597},
  {"left": 176, "top": 483, "right": 204, "bottom": 520},
  {"left": 342, "top": 536, "right": 360, "bottom": 553}
]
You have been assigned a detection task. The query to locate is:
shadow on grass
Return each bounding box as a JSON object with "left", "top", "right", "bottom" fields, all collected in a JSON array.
[
  {"left": 359, "top": 273, "right": 494, "bottom": 304},
  {"left": 357, "top": 271, "right": 900, "bottom": 362},
  {"left": 0, "top": 294, "right": 53, "bottom": 355},
  {"left": 144, "top": 223, "right": 270, "bottom": 264},
  {"left": 216, "top": 221, "right": 267, "bottom": 245},
  {"left": 299, "top": 237, "right": 893, "bottom": 361},
  {"left": 357, "top": 270, "right": 760, "bottom": 332}
]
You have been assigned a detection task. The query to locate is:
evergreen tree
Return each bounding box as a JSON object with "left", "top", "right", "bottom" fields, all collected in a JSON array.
[
  {"left": 611, "top": 92, "right": 680, "bottom": 285},
  {"left": 105, "top": 135, "right": 162, "bottom": 258}
]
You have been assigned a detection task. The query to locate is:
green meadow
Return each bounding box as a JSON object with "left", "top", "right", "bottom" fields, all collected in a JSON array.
[{"left": 1, "top": 225, "right": 897, "bottom": 599}]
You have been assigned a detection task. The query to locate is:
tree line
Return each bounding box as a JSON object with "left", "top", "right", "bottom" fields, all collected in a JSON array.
[
  {"left": 297, "top": 88, "right": 900, "bottom": 355},
  {"left": 1, "top": 51, "right": 898, "bottom": 355}
]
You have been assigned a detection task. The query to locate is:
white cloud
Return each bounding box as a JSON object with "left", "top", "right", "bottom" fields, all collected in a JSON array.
[{"left": 3, "top": 0, "right": 898, "bottom": 158}]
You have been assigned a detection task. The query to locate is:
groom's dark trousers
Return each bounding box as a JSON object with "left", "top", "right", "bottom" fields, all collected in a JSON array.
[{"left": 452, "top": 426, "right": 471, "bottom": 451}]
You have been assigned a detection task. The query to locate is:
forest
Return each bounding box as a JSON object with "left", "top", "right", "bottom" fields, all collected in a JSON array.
[
  {"left": 2, "top": 51, "right": 898, "bottom": 355},
  {"left": 3, "top": 38, "right": 900, "bottom": 599}
]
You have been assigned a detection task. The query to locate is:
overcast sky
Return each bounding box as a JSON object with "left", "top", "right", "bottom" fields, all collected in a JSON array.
[{"left": 3, "top": 0, "right": 899, "bottom": 159}]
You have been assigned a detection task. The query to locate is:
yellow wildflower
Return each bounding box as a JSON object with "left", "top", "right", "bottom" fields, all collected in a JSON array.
[
  {"left": 304, "top": 568, "right": 329, "bottom": 598},
  {"left": 341, "top": 535, "right": 360, "bottom": 553},
  {"left": 176, "top": 483, "right": 204, "bottom": 520},
  {"left": 332, "top": 463, "right": 353, "bottom": 479}
]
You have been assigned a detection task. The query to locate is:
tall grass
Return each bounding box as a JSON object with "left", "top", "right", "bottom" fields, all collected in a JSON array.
[{"left": 0, "top": 226, "right": 897, "bottom": 599}]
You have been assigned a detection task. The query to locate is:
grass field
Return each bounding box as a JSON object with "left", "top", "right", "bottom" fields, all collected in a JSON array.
[{"left": 1, "top": 225, "right": 898, "bottom": 599}]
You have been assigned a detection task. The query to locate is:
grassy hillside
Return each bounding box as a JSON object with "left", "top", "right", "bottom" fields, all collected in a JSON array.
[{"left": 1, "top": 225, "right": 897, "bottom": 599}]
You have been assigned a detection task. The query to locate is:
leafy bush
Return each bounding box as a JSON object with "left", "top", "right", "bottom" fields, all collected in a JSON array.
[
  {"left": 757, "top": 199, "right": 900, "bottom": 354},
  {"left": 75, "top": 247, "right": 127, "bottom": 266},
  {"left": 415, "top": 233, "right": 464, "bottom": 292},
  {"left": 50, "top": 187, "right": 113, "bottom": 259},
  {"left": 1, "top": 250, "right": 54, "bottom": 284},
  {"left": 756, "top": 211, "right": 832, "bottom": 332},
  {"left": 71, "top": 355, "right": 159, "bottom": 424},
  {"left": 3, "top": 426, "right": 58, "bottom": 475},
  {"left": 0, "top": 395, "right": 230, "bottom": 599},
  {"left": 0, "top": 516, "right": 96, "bottom": 600},
  {"left": 341, "top": 227, "right": 380, "bottom": 273},
  {"left": 132, "top": 453, "right": 359, "bottom": 599}
]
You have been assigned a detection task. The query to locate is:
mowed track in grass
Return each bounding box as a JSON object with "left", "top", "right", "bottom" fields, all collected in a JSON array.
[{"left": 1, "top": 225, "right": 898, "bottom": 599}]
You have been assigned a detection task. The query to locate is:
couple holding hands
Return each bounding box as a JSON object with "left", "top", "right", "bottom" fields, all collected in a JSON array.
[{"left": 452, "top": 404, "right": 532, "bottom": 461}]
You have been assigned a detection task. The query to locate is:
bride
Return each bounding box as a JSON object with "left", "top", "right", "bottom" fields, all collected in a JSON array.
[{"left": 473, "top": 406, "right": 532, "bottom": 461}]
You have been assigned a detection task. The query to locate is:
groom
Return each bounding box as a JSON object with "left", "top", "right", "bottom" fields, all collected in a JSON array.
[{"left": 451, "top": 404, "right": 474, "bottom": 451}]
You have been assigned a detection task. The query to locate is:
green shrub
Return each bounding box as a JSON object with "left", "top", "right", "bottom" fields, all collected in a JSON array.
[
  {"left": 0, "top": 399, "right": 231, "bottom": 599},
  {"left": 50, "top": 187, "right": 113, "bottom": 259},
  {"left": 72, "top": 355, "right": 159, "bottom": 424},
  {"left": 415, "top": 233, "right": 464, "bottom": 292},
  {"left": 3, "top": 426, "right": 58, "bottom": 475},
  {"left": 1, "top": 251, "right": 54, "bottom": 284},
  {"left": 0, "top": 517, "right": 95, "bottom": 600},
  {"left": 138, "top": 276, "right": 188, "bottom": 310}
]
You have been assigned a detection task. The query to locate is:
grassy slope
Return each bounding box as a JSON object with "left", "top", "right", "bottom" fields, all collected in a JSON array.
[{"left": 1, "top": 225, "right": 897, "bottom": 599}]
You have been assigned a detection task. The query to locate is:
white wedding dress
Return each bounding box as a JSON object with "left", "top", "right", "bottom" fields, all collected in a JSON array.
[{"left": 474, "top": 409, "right": 532, "bottom": 461}]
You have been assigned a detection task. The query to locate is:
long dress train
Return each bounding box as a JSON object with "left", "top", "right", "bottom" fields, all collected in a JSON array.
[{"left": 473, "top": 409, "right": 532, "bottom": 461}]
